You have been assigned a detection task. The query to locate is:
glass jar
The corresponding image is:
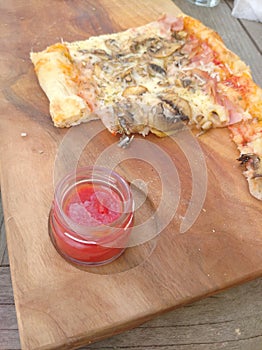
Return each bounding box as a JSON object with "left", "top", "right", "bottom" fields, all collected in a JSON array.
[
  {"left": 49, "top": 166, "right": 134, "bottom": 266},
  {"left": 185, "top": 0, "right": 220, "bottom": 7}
]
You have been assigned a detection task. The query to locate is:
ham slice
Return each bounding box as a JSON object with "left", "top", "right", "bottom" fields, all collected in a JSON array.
[
  {"left": 189, "top": 68, "right": 244, "bottom": 125},
  {"left": 220, "top": 95, "right": 244, "bottom": 124},
  {"left": 158, "top": 14, "right": 184, "bottom": 33}
]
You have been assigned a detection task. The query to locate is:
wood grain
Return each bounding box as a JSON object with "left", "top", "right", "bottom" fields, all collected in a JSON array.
[
  {"left": 1, "top": 264, "right": 262, "bottom": 350},
  {"left": 225, "top": 0, "right": 262, "bottom": 52},
  {"left": 0, "top": 219, "right": 8, "bottom": 266},
  {"left": 0, "top": 1, "right": 262, "bottom": 350}
]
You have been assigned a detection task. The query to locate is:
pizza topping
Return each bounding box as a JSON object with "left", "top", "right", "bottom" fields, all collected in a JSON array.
[
  {"left": 238, "top": 153, "right": 262, "bottom": 179},
  {"left": 181, "top": 36, "right": 199, "bottom": 55},
  {"left": 201, "top": 120, "right": 213, "bottom": 131},
  {"left": 224, "top": 75, "right": 250, "bottom": 95},
  {"left": 118, "top": 134, "right": 135, "bottom": 148},
  {"left": 69, "top": 17, "right": 241, "bottom": 133},
  {"left": 190, "top": 42, "right": 214, "bottom": 65},
  {"left": 148, "top": 63, "right": 166, "bottom": 76},
  {"left": 219, "top": 95, "right": 243, "bottom": 124},
  {"left": 122, "top": 85, "right": 148, "bottom": 97},
  {"left": 120, "top": 68, "right": 133, "bottom": 82},
  {"left": 161, "top": 93, "right": 191, "bottom": 120},
  {"left": 150, "top": 101, "right": 186, "bottom": 131},
  {"left": 105, "top": 38, "right": 121, "bottom": 53},
  {"left": 238, "top": 153, "right": 260, "bottom": 167},
  {"left": 181, "top": 78, "right": 192, "bottom": 88},
  {"left": 158, "top": 14, "right": 184, "bottom": 33},
  {"left": 148, "top": 41, "right": 182, "bottom": 58}
]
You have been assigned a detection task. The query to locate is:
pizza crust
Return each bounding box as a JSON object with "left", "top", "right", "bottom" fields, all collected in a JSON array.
[
  {"left": 30, "top": 43, "right": 97, "bottom": 127},
  {"left": 247, "top": 177, "right": 262, "bottom": 201},
  {"left": 182, "top": 15, "right": 251, "bottom": 76}
]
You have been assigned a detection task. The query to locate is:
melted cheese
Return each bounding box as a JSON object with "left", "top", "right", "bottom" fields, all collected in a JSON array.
[{"left": 65, "top": 20, "right": 236, "bottom": 133}]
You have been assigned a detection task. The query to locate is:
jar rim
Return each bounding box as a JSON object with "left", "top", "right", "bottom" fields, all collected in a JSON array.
[{"left": 53, "top": 166, "right": 134, "bottom": 242}]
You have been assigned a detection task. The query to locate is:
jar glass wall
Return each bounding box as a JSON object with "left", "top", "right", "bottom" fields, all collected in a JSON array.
[{"left": 49, "top": 166, "right": 134, "bottom": 266}]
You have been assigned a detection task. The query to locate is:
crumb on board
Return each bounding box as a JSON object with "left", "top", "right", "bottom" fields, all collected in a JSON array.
[
  {"left": 235, "top": 328, "right": 241, "bottom": 335},
  {"left": 202, "top": 208, "right": 206, "bottom": 212},
  {"left": 21, "top": 132, "right": 27, "bottom": 137},
  {"left": 212, "top": 228, "right": 216, "bottom": 233}
]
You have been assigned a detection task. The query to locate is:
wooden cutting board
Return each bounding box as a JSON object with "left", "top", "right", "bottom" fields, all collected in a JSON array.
[{"left": 1, "top": 0, "right": 262, "bottom": 349}]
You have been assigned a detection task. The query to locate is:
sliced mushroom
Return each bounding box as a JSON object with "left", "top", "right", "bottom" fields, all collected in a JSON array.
[
  {"left": 105, "top": 39, "right": 120, "bottom": 53},
  {"left": 118, "top": 116, "right": 130, "bottom": 134},
  {"left": 133, "top": 64, "right": 147, "bottom": 78},
  {"left": 148, "top": 42, "right": 182, "bottom": 58},
  {"left": 93, "top": 63, "right": 102, "bottom": 78},
  {"left": 129, "top": 41, "right": 140, "bottom": 53},
  {"left": 146, "top": 38, "right": 164, "bottom": 53},
  {"left": 148, "top": 63, "right": 166, "bottom": 77},
  {"left": 238, "top": 154, "right": 260, "bottom": 170},
  {"left": 172, "top": 31, "right": 187, "bottom": 40},
  {"left": 92, "top": 49, "right": 110, "bottom": 57},
  {"left": 181, "top": 78, "right": 192, "bottom": 88},
  {"left": 77, "top": 48, "right": 111, "bottom": 59},
  {"left": 161, "top": 93, "right": 192, "bottom": 120},
  {"left": 174, "top": 57, "right": 190, "bottom": 69},
  {"left": 157, "top": 81, "right": 170, "bottom": 88},
  {"left": 77, "top": 49, "right": 89, "bottom": 54},
  {"left": 118, "top": 134, "right": 134, "bottom": 148},
  {"left": 238, "top": 153, "right": 262, "bottom": 179},
  {"left": 121, "top": 68, "right": 133, "bottom": 83},
  {"left": 122, "top": 85, "right": 148, "bottom": 97},
  {"left": 149, "top": 101, "right": 186, "bottom": 134},
  {"left": 114, "top": 101, "right": 148, "bottom": 135},
  {"left": 129, "top": 37, "right": 160, "bottom": 54}
]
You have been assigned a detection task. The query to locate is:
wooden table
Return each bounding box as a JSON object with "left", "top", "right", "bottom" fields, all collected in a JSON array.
[{"left": 1, "top": 0, "right": 262, "bottom": 349}]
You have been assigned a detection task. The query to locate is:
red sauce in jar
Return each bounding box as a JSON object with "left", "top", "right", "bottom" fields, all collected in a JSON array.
[
  {"left": 64, "top": 183, "right": 123, "bottom": 226},
  {"left": 49, "top": 167, "right": 134, "bottom": 266}
]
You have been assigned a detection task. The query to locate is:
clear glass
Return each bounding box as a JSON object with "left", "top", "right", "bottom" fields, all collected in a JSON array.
[
  {"left": 186, "top": 0, "right": 220, "bottom": 7},
  {"left": 49, "top": 166, "right": 134, "bottom": 266}
]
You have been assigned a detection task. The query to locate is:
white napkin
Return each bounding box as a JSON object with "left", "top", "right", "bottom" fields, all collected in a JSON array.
[{"left": 232, "top": 0, "right": 262, "bottom": 22}]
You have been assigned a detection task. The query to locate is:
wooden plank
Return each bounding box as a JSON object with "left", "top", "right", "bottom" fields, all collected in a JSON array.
[
  {"left": 239, "top": 20, "right": 262, "bottom": 53},
  {"left": 0, "top": 192, "right": 10, "bottom": 265},
  {"left": 0, "top": 1, "right": 262, "bottom": 349},
  {"left": 0, "top": 305, "right": 18, "bottom": 330},
  {"left": 173, "top": 0, "right": 262, "bottom": 85},
  {"left": 0, "top": 194, "right": 6, "bottom": 265},
  {"left": 225, "top": 0, "right": 262, "bottom": 51},
  {"left": 0, "top": 267, "right": 15, "bottom": 304},
  {"left": 1, "top": 248, "right": 9, "bottom": 266},
  {"left": 84, "top": 337, "right": 262, "bottom": 350},
  {"left": 0, "top": 330, "right": 21, "bottom": 350},
  {"left": 1, "top": 265, "right": 262, "bottom": 350},
  {"left": 0, "top": 265, "right": 20, "bottom": 350},
  {"left": 82, "top": 278, "right": 262, "bottom": 349},
  {"left": 0, "top": 218, "right": 8, "bottom": 266},
  {"left": 0, "top": 194, "right": 3, "bottom": 225}
]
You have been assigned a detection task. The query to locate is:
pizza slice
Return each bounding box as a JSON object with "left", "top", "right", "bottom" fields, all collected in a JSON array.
[
  {"left": 30, "top": 14, "right": 262, "bottom": 200},
  {"left": 30, "top": 14, "right": 249, "bottom": 132},
  {"left": 229, "top": 119, "right": 262, "bottom": 200}
]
